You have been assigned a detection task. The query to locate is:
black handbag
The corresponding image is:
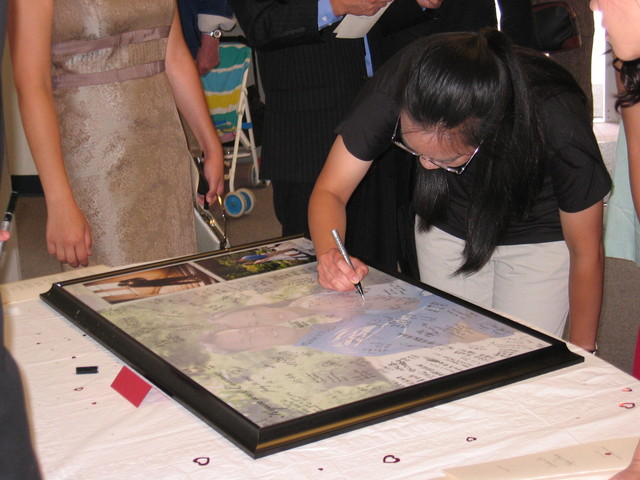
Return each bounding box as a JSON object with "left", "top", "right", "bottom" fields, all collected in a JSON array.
[{"left": 532, "top": 1, "right": 581, "bottom": 53}]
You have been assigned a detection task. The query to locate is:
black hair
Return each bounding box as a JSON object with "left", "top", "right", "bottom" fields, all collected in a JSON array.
[
  {"left": 398, "top": 29, "right": 583, "bottom": 275},
  {"left": 615, "top": 58, "right": 640, "bottom": 108}
]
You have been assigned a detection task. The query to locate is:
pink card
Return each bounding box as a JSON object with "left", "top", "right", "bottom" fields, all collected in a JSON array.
[{"left": 110, "top": 366, "right": 153, "bottom": 407}]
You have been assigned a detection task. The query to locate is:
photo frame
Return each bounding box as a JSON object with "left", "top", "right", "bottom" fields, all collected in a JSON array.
[{"left": 41, "top": 236, "right": 583, "bottom": 458}]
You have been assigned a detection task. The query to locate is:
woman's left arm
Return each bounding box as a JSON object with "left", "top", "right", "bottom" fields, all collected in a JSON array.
[
  {"left": 559, "top": 201, "right": 605, "bottom": 352},
  {"left": 166, "top": 4, "right": 224, "bottom": 204},
  {"left": 609, "top": 439, "right": 640, "bottom": 480}
]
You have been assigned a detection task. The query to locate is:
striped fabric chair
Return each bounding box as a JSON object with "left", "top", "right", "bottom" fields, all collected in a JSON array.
[
  {"left": 201, "top": 42, "right": 260, "bottom": 202},
  {"left": 202, "top": 43, "right": 250, "bottom": 142}
]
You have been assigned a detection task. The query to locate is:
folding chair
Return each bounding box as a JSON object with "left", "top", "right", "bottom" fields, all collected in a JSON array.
[{"left": 201, "top": 42, "right": 261, "bottom": 218}]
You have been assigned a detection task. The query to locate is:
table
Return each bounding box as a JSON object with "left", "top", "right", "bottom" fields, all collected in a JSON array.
[{"left": 4, "top": 272, "right": 640, "bottom": 480}]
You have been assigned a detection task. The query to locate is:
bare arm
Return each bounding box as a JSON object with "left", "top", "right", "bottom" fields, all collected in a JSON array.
[
  {"left": 609, "top": 440, "right": 640, "bottom": 480},
  {"left": 166, "top": 5, "right": 224, "bottom": 204},
  {"left": 308, "top": 136, "right": 371, "bottom": 291},
  {"left": 229, "top": 0, "right": 394, "bottom": 49},
  {"left": 559, "top": 202, "right": 605, "bottom": 352},
  {"left": 8, "top": 0, "right": 92, "bottom": 267}
]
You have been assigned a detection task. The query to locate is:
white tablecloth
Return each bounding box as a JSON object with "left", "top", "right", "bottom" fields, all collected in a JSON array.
[{"left": 5, "top": 277, "right": 640, "bottom": 480}]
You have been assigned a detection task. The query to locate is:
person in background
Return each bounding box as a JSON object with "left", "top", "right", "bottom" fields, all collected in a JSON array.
[
  {"left": 309, "top": 30, "right": 610, "bottom": 352},
  {"left": 602, "top": 73, "right": 640, "bottom": 267},
  {"left": 496, "top": 0, "right": 536, "bottom": 49},
  {"left": 533, "top": 0, "right": 595, "bottom": 117},
  {"left": 177, "top": 0, "right": 236, "bottom": 74},
  {"left": 227, "top": 0, "right": 442, "bottom": 273},
  {"left": 0, "top": 304, "right": 41, "bottom": 480},
  {"left": 176, "top": 0, "right": 236, "bottom": 170},
  {"left": 610, "top": 440, "right": 640, "bottom": 480},
  {"left": 8, "top": 0, "right": 224, "bottom": 269},
  {"left": 372, "top": 0, "right": 497, "bottom": 66},
  {"left": 598, "top": 0, "right": 640, "bottom": 267},
  {"left": 399, "top": 0, "right": 536, "bottom": 52},
  {"left": 0, "top": 0, "right": 43, "bottom": 476},
  {"left": 590, "top": 0, "right": 640, "bottom": 478}
]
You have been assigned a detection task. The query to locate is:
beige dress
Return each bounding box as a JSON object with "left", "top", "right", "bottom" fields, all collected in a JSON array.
[{"left": 51, "top": 0, "right": 197, "bottom": 267}]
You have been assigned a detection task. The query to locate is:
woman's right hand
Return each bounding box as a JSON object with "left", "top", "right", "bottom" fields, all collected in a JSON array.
[
  {"left": 316, "top": 247, "right": 368, "bottom": 292},
  {"left": 201, "top": 145, "right": 225, "bottom": 205},
  {"left": 46, "top": 203, "right": 92, "bottom": 267}
]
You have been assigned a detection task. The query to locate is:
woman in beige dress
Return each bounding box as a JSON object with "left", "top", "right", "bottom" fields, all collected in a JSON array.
[{"left": 8, "top": 0, "right": 224, "bottom": 268}]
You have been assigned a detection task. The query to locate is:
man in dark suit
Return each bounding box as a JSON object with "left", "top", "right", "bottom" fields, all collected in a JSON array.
[
  {"left": 177, "top": 0, "right": 236, "bottom": 74},
  {"left": 228, "top": 0, "right": 441, "bottom": 271},
  {"left": 532, "top": 0, "right": 594, "bottom": 117}
]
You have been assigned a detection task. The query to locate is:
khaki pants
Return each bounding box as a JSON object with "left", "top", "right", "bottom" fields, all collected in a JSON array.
[{"left": 415, "top": 225, "right": 570, "bottom": 337}]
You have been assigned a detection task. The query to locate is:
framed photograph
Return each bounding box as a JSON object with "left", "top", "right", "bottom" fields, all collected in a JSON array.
[{"left": 41, "top": 236, "right": 582, "bottom": 458}]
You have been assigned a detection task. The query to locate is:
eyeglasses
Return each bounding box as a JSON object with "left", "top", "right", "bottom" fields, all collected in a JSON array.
[{"left": 391, "top": 118, "right": 481, "bottom": 175}]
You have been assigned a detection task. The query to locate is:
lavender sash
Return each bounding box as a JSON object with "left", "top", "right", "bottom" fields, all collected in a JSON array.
[{"left": 52, "top": 26, "right": 170, "bottom": 88}]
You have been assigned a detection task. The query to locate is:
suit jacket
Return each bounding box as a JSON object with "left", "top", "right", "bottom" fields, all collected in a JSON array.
[
  {"left": 228, "top": 0, "right": 432, "bottom": 184},
  {"left": 178, "top": 0, "right": 235, "bottom": 58},
  {"left": 227, "top": 0, "right": 434, "bottom": 271}
]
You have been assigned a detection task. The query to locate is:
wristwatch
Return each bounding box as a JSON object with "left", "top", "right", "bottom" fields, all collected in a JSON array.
[{"left": 204, "top": 29, "right": 222, "bottom": 39}]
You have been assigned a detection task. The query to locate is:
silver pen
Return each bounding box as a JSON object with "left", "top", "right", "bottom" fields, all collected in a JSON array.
[
  {"left": 0, "top": 191, "right": 18, "bottom": 260},
  {"left": 331, "top": 229, "right": 365, "bottom": 301}
]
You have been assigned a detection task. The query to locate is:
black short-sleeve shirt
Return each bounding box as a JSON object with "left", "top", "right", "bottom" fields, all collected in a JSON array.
[{"left": 336, "top": 46, "right": 612, "bottom": 245}]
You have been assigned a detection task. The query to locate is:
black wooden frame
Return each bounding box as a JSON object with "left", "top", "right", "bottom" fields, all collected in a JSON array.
[{"left": 41, "top": 236, "right": 583, "bottom": 458}]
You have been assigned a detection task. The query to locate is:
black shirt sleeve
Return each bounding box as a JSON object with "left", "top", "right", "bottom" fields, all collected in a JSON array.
[
  {"left": 336, "top": 41, "right": 421, "bottom": 160},
  {"left": 543, "top": 91, "right": 612, "bottom": 213}
]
